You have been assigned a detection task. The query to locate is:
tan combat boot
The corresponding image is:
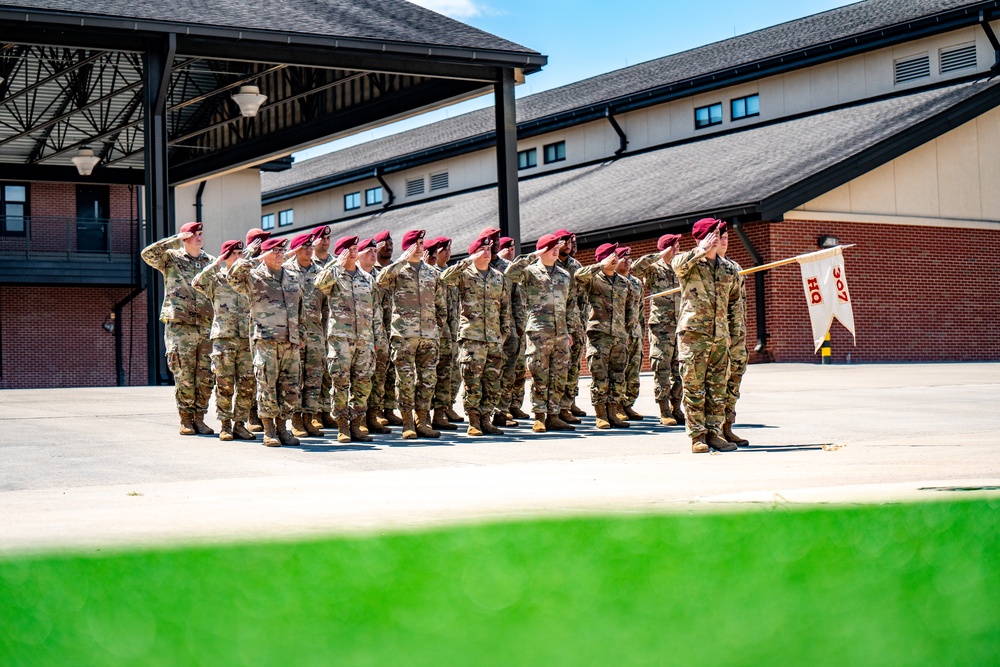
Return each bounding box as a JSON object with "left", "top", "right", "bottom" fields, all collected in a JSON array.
[
  {"left": 247, "top": 405, "right": 264, "bottom": 433},
  {"left": 691, "top": 434, "right": 709, "bottom": 454},
  {"left": 321, "top": 411, "right": 338, "bottom": 429},
  {"left": 623, "top": 404, "right": 644, "bottom": 420},
  {"left": 546, "top": 413, "right": 575, "bottom": 431},
  {"left": 400, "top": 410, "right": 417, "bottom": 440},
  {"left": 445, "top": 406, "right": 465, "bottom": 423},
  {"left": 275, "top": 419, "right": 300, "bottom": 447},
  {"left": 559, "top": 408, "right": 581, "bottom": 425},
  {"left": 466, "top": 410, "right": 484, "bottom": 437},
  {"left": 608, "top": 403, "right": 631, "bottom": 429},
  {"left": 658, "top": 401, "right": 677, "bottom": 426},
  {"left": 493, "top": 411, "right": 516, "bottom": 429},
  {"left": 233, "top": 421, "right": 257, "bottom": 441},
  {"left": 670, "top": 400, "right": 686, "bottom": 426},
  {"left": 384, "top": 408, "right": 404, "bottom": 427},
  {"left": 291, "top": 413, "right": 310, "bottom": 438},
  {"left": 310, "top": 413, "right": 327, "bottom": 432},
  {"left": 336, "top": 415, "right": 352, "bottom": 443},
  {"left": 367, "top": 408, "right": 390, "bottom": 434},
  {"left": 532, "top": 413, "right": 547, "bottom": 433},
  {"left": 594, "top": 404, "right": 612, "bottom": 430},
  {"left": 304, "top": 414, "right": 324, "bottom": 437},
  {"left": 261, "top": 418, "right": 281, "bottom": 447},
  {"left": 570, "top": 401, "right": 587, "bottom": 417},
  {"left": 707, "top": 432, "right": 737, "bottom": 452},
  {"left": 219, "top": 419, "right": 234, "bottom": 441},
  {"left": 415, "top": 410, "right": 441, "bottom": 438},
  {"left": 481, "top": 411, "right": 504, "bottom": 435},
  {"left": 350, "top": 415, "right": 373, "bottom": 442},
  {"left": 192, "top": 412, "right": 215, "bottom": 435},
  {"left": 722, "top": 421, "right": 750, "bottom": 447},
  {"left": 509, "top": 404, "right": 531, "bottom": 420},
  {"left": 433, "top": 409, "right": 458, "bottom": 431},
  {"left": 179, "top": 411, "right": 196, "bottom": 436}
]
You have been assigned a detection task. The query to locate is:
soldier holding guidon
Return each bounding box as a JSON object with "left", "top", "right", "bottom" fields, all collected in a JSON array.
[{"left": 284, "top": 233, "right": 328, "bottom": 439}]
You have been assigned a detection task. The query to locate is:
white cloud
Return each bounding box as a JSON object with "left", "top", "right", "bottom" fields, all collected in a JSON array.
[{"left": 409, "top": 0, "right": 485, "bottom": 18}]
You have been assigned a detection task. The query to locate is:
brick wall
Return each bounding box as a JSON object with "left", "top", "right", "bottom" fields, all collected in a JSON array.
[{"left": 0, "top": 286, "right": 148, "bottom": 389}]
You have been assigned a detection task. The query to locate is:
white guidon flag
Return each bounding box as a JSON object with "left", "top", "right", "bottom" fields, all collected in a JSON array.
[{"left": 796, "top": 246, "right": 857, "bottom": 352}]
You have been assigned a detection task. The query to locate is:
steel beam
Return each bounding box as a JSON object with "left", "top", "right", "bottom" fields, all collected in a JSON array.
[{"left": 494, "top": 68, "right": 520, "bottom": 254}]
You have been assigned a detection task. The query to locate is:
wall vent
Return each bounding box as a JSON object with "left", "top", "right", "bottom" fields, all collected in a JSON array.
[
  {"left": 406, "top": 178, "right": 425, "bottom": 197},
  {"left": 430, "top": 172, "right": 449, "bottom": 191},
  {"left": 894, "top": 54, "right": 930, "bottom": 84},
  {"left": 940, "top": 44, "right": 977, "bottom": 74}
]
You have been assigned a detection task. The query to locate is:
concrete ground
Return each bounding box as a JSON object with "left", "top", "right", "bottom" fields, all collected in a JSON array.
[{"left": 1, "top": 362, "right": 998, "bottom": 554}]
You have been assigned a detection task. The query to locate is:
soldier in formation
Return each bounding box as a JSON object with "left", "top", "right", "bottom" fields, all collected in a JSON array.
[
  {"left": 372, "top": 231, "right": 402, "bottom": 428},
  {"left": 717, "top": 231, "right": 750, "bottom": 447},
  {"left": 498, "top": 237, "right": 530, "bottom": 421},
  {"left": 427, "top": 236, "right": 463, "bottom": 432},
  {"left": 554, "top": 230, "right": 588, "bottom": 422},
  {"left": 615, "top": 246, "right": 646, "bottom": 421}
]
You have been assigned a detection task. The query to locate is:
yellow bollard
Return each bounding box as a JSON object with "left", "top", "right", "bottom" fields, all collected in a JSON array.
[{"left": 821, "top": 331, "right": 832, "bottom": 365}]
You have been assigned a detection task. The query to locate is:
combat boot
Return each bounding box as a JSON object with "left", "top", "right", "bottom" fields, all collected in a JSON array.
[
  {"left": 691, "top": 434, "right": 709, "bottom": 454},
  {"left": 247, "top": 405, "right": 264, "bottom": 433},
  {"left": 658, "top": 401, "right": 677, "bottom": 426},
  {"left": 367, "top": 408, "right": 390, "bottom": 434},
  {"left": 219, "top": 419, "right": 234, "bottom": 441},
  {"left": 481, "top": 412, "right": 504, "bottom": 435},
  {"left": 608, "top": 403, "right": 631, "bottom": 429},
  {"left": 261, "top": 418, "right": 281, "bottom": 447},
  {"left": 559, "top": 408, "right": 581, "bottom": 425},
  {"left": 275, "top": 419, "right": 300, "bottom": 447},
  {"left": 509, "top": 404, "right": 531, "bottom": 420},
  {"left": 193, "top": 412, "right": 215, "bottom": 435},
  {"left": 670, "top": 400, "right": 686, "bottom": 426},
  {"left": 321, "top": 411, "right": 338, "bottom": 429},
  {"left": 546, "top": 413, "right": 575, "bottom": 431},
  {"left": 384, "top": 408, "right": 404, "bottom": 426},
  {"left": 492, "top": 411, "right": 514, "bottom": 429},
  {"left": 179, "top": 411, "right": 196, "bottom": 436},
  {"left": 350, "top": 415, "right": 373, "bottom": 442},
  {"left": 594, "top": 404, "right": 612, "bottom": 430},
  {"left": 400, "top": 410, "right": 417, "bottom": 440},
  {"left": 532, "top": 413, "right": 547, "bottom": 433},
  {"left": 707, "top": 432, "right": 737, "bottom": 452},
  {"left": 233, "top": 421, "right": 257, "bottom": 441},
  {"left": 723, "top": 421, "right": 750, "bottom": 447},
  {"left": 445, "top": 406, "right": 464, "bottom": 423},
  {"left": 433, "top": 409, "right": 458, "bottom": 431},
  {"left": 570, "top": 401, "right": 587, "bottom": 417},
  {"left": 335, "top": 415, "right": 352, "bottom": 443},
  {"left": 291, "top": 413, "right": 310, "bottom": 438},
  {"left": 415, "top": 410, "right": 441, "bottom": 438},
  {"left": 466, "top": 410, "right": 484, "bottom": 437},
  {"left": 623, "top": 404, "right": 644, "bottom": 420},
  {"left": 304, "top": 414, "right": 324, "bottom": 437}
]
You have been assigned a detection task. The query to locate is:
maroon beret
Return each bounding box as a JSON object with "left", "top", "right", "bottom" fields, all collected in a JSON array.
[
  {"left": 595, "top": 243, "right": 619, "bottom": 262},
  {"left": 261, "top": 237, "right": 287, "bottom": 252},
  {"left": 424, "top": 236, "right": 444, "bottom": 254},
  {"left": 615, "top": 246, "right": 631, "bottom": 259},
  {"left": 468, "top": 237, "right": 490, "bottom": 255},
  {"left": 179, "top": 221, "right": 203, "bottom": 234},
  {"left": 289, "top": 233, "right": 313, "bottom": 251},
  {"left": 692, "top": 218, "right": 727, "bottom": 241},
  {"left": 553, "top": 229, "right": 573, "bottom": 240},
  {"left": 535, "top": 234, "right": 560, "bottom": 253},
  {"left": 334, "top": 235, "right": 359, "bottom": 255},
  {"left": 401, "top": 229, "right": 425, "bottom": 250},
  {"left": 220, "top": 240, "right": 244, "bottom": 258},
  {"left": 658, "top": 233, "right": 682, "bottom": 251},
  {"left": 374, "top": 230, "right": 391, "bottom": 245},
  {"left": 357, "top": 238, "right": 375, "bottom": 252},
  {"left": 478, "top": 227, "right": 501, "bottom": 240},
  {"left": 246, "top": 228, "right": 270, "bottom": 245},
  {"left": 499, "top": 237, "right": 514, "bottom": 250},
  {"left": 311, "top": 225, "right": 331, "bottom": 241}
]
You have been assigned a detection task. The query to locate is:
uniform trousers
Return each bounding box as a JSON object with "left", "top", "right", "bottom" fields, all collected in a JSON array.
[
  {"left": 391, "top": 336, "right": 439, "bottom": 412},
  {"left": 328, "top": 336, "right": 375, "bottom": 419},
  {"left": 526, "top": 332, "right": 570, "bottom": 414},
  {"left": 252, "top": 339, "right": 300, "bottom": 420},
  {"left": 298, "top": 335, "right": 326, "bottom": 414},
  {"left": 211, "top": 337, "right": 254, "bottom": 422},
  {"left": 649, "top": 324, "right": 683, "bottom": 406},
  {"left": 561, "top": 323, "right": 586, "bottom": 408},
  {"left": 726, "top": 337, "right": 748, "bottom": 422},
  {"left": 433, "top": 334, "right": 457, "bottom": 410},
  {"left": 164, "top": 322, "right": 213, "bottom": 414},
  {"left": 623, "top": 329, "right": 643, "bottom": 406},
  {"left": 586, "top": 331, "right": 629, "bottom": 406},
  {"left": 458, "top": 339, "right": 504, "bottom": 413},
  {"left": 678, "top": 331, "right": 729, "bottom": 438}
]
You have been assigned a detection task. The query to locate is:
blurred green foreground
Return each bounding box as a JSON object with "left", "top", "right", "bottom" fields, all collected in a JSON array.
[{"left": 2, "top": 499, "right": 997, "bottom": 666}]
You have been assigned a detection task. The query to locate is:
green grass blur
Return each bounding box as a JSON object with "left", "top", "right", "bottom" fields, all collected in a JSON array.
[{"left": 1, "top": 500, "right": 997, "bottom": 666}]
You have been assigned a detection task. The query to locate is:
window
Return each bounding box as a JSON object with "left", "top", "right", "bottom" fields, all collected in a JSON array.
[
  {"left": 694, "top": 103, "right": 723, "bottom": 129},
  {"left": 365, "top": 187, "right": 383, "bottom": 206},
  {"left": 894, "top": 54, "right": 930, "bottom": 84},
  {"left": 940, "top": 43, "right": 977, "bottom": 74},
  {"left": 430, "top": 172, "right": 449, "bottom": 191},
  {"left": 543, "top": 141, "right": 566, "bottom": 164},
  {"left": 344, "top": 192, "right": 361, "bottom": 211},
  {"left": 261, "top": 213, "right": 275, "bottom": 230},
  {"left": 278, "top": 209, "right": 294, "bottom": 226},
  {"left": 1, "top": 183, "right": 27, "bottom": 235},
  {"left": 731, "top": 94, "right": 760, "bottom": 121},
  {"left": 406, "top": 178, "right": 425, "bottom": 197},
  {"left": 518, "top": 148, "right": 537, "bottom": 170}
]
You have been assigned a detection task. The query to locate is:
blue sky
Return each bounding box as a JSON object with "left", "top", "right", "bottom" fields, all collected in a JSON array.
[{"left": 294, "top": 0, "right": 856, "bottom": 161}]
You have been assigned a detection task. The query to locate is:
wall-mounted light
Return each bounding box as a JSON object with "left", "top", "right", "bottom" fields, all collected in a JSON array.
[
  {"left": 818, "top": 235, "right": 839, "bottom": 249},
  {"left": 102, "top": 312, "right": 115, "bottom": 333},
  {"left": 71, "top": 146, "right": 100, "bottom": 176},
  {"left": 231, "top": 85, "right": 267, "bottom": 118}
]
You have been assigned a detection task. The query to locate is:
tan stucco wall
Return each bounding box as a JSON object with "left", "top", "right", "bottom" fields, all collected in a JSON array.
[{"left": 175, "top": 169, "right": 262, "bottom": 254}]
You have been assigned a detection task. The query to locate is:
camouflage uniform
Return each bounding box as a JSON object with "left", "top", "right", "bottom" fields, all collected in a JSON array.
[
  {"left": 509, "top": 279, "right": 528, "bottom": 411},
  {"left": 316, "top": 263, "right": 379, "bottom": 420},
  {"left": 141, "top": 237, "right": 215, "bottom": 415},
  {"left": 576, "top": 264, "right": 630, "bottom": 408},
  {"left": 372, "top": 261, "right": 397, "bottom": 413},
  {"left": 492, "top": 255, "right": 522, "bottom": 415},
  {"left": 376, "top": 260, "right": 447, "bottom": 413},
  {"left": 622, "top": 273, "right": 645, "bottom": 406},
  {"left": 229, "top": 258, "right": 303, "bottom": 420},
  {"left": 192, "top": 263, "right": 253, "bottom": 423},
  {"left": 556, "top": 256, "right": 587, "bottom": 409},
  {"left": 632, "top": 253, "right": 683, "bottom": 408},
  {"left": 432, "top": 267, "right": 461, "bottom": 411},
  {"left": 312, "top": 253, "right": 335, "bottom": 413},
  {"left": 670, "top": 248, "right": 741, "bottom": 438},
  {"left": 723, "top": 257, "right": 748, "bottom": 423},
  {"left": 439, "top": 259, "right": 511, "bottom": 413},
  {"left": 284, "top": 259, "right": 327, "bottom": 414},
  {"left": 505, "top": 256, "right": 576, "bottom": 414}
]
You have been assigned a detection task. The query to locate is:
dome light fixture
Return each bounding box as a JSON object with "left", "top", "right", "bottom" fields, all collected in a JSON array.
[
  {"left": 71, "top": 146, "right": 100, "bottom": 176},
  {"left": 231, "top": 85, "right": 267, "bottom": 118}
]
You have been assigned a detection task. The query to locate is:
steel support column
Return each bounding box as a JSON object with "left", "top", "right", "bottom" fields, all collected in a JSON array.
[
  {"left": 143, "top": 35, "right": 175, "bottom": 385},
  {"left": 494, "top": 68, "right": 520, "bottom": 254}
]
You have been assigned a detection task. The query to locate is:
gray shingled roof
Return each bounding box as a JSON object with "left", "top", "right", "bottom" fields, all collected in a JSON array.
[
  {"left": 262, "top": 0, "right": 991, "bottom": 195},
  {"left": 0, "top": 0, "right": 535, "bottom": 53},
  {"left": 273, "top": 78, "right": 1000, "bottom": 255}
]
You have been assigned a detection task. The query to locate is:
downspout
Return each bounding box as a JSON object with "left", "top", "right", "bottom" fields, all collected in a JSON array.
[
  {"left": 375, "top": 166, "right": 395, "bottom": 209},
  {"left": 980, "top": 11, "right": 1000, "bottom": 75},
  {"left": 731, "top": 219, "right": 768, "bottom": 355},
  {"left": 605, "top": 107, "right": 628, "bottom": 156},
  {"left": 194, "top": 179, "right": 207, "bottom": 222},
  {"left": 114, "top": 180, "right": 144, "bottom": 386}
]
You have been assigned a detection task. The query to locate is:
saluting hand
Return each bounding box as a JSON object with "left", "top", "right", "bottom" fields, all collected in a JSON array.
[
  {"left": 245, "top": 238, "right": 263, "bottom": 256},
  {"left": 177, "top": 231, "right": 194, "bottom": 241},
  {"left": 336, "top": 248, "right": 350, "bottom": 267},
  {"left": 400, "top": 243, "right": 419, "bottom": 263}
]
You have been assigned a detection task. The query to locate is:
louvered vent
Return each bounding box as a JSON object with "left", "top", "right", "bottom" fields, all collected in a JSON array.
[
  {"left": 430, "top": 172, "right": 449, "bottom": 191},
  {"left": 940, "top": 44, "right": 977, "bottom": 73},
  {"left": 406, "top": 178, "right": 425, "bottom": 197},
  {"left": 894, "top": 54, "right": 930, "bottom": 84}
]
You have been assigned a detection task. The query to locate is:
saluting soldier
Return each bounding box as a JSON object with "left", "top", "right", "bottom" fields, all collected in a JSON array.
[
  {"left": 372, "top": 230, "right": 402, "bottom": 428},
  {"left": 284, "top": 233, "right": 327, "bottom": 439},
  {"left": 309, "top": 225, "right": 338, "bottom": 432},
  {"left": 671, "top": 218, "right": 741, "bottom": 453},
  {"left": 357, "top": 238, "right": 391, "bottom": 435},
  {"left": 431, "top": 237, "right": 466, "bottom": 427},
  {"left": 229, "top": 237, "right": 304, "bottom": 448},
  {"left": 425, "top": 237, "right": 459, "bottom": 432},
  {"left": 498, "top": 237, "right": 530, "bottom": 421},
  {"left": 439, "top": 235, "right": 511, "bottom": 436},
  {"left": 615, "top": 246, "right": 646, "bottom": 420},
  {"left": 242, "top": 227, "right": 272, "bottom": 434},
  {"left": 718, "top": 231, "right": 750, "bottom": 447},
  {"left": 554, "top": 230, "right": 588, "bottom": 422},
  {"left": 505, "top": 234, "right": 577, "bottom": 433},
  {"left": 192, "top": 239, "right": 256, "bottom": 442},
  {"left": 141, "top": 221, "right": 216, "bottom": 436}
]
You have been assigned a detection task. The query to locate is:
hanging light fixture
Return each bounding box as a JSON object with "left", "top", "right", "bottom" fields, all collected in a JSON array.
[
  {"left": 231, "top": 85, "right": 267, "bottom": 117},
  {"left": 71, "top": 146, "right": 100, "bottom": 176}
]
